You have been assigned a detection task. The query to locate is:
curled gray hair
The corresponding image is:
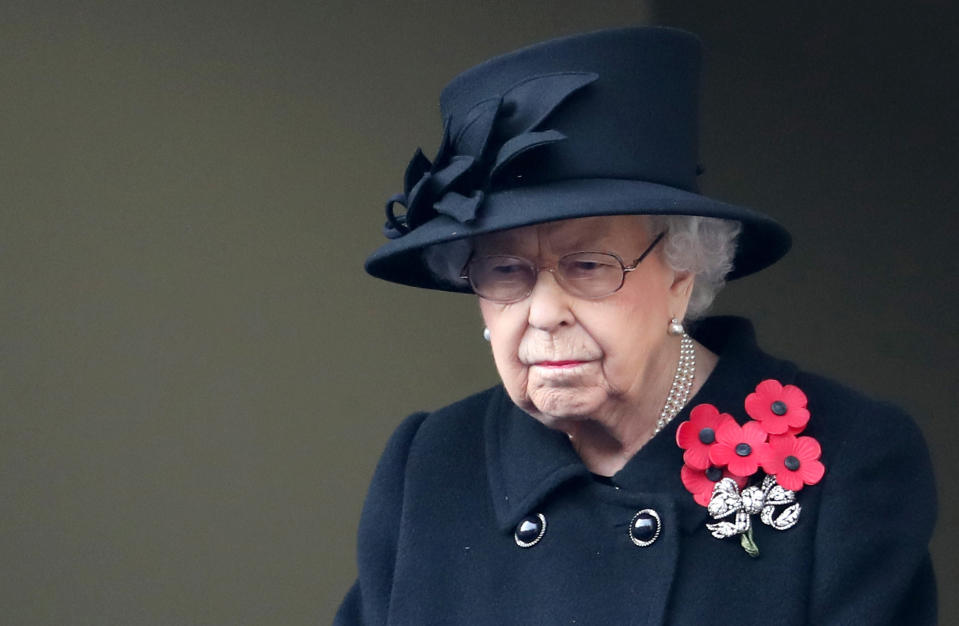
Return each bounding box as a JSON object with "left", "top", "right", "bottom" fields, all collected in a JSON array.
[
  {"left": 645, "top": 215, "right": 741, "bottom": 319},
  {"left": 422, "top": 215, "right": 741, "bottom": 320}
]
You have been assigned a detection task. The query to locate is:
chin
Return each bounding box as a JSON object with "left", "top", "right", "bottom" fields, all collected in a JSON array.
[{"left": 526, "top": 388, "right": 606, "bottom": 425}]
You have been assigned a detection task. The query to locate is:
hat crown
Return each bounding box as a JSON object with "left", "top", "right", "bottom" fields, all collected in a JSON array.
[{"left": 439, "top": 27, "right": 703, "bottom": 193}]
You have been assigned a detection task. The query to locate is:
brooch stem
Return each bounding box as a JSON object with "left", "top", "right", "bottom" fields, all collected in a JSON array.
[{"left": 740, "top": 527, "right": 759, "bottom": 557}]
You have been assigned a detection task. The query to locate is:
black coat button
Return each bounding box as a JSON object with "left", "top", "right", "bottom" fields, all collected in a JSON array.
[
  {"left": 514, "top": 513, "right": 546, "bottom": 548},
  {"left": 629, "top": 509, "right": 662, "bottom": 547}
]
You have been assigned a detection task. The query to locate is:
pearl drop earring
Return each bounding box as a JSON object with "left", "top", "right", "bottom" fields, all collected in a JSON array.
[
  {"left": 668, "top": 317, "right": 685, "bottom": 336},
  {"left": 483, "top": 327, "right": 491, "bottom": 342}
]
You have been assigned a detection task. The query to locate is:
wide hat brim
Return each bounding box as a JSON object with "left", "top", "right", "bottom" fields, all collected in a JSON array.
[{"left": 365, "top": 178, "right": 791, "bottom": 291}]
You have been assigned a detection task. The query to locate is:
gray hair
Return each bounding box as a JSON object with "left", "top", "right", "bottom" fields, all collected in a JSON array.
[
  {"left": 422, "top": 215, "right": 741, "bottom": 320},
  {"left": 645, "top": 215, "right": 741, "bottom": 319}
]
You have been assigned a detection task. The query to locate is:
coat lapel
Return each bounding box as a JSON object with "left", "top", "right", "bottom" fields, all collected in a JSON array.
[{"left": 485, "top": 388, "right": 589, "bottom": 531}]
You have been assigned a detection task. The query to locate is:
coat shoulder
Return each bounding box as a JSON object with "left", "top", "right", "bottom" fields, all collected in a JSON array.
[
  {"left": 791, "top": 369, "right": 930, "bottom": 453},
  {"left": 381, "top": 385, "right": 505, "bottom": 479},
  {"left": 405, "top": 385, "right": 502, "bottom": 446}
]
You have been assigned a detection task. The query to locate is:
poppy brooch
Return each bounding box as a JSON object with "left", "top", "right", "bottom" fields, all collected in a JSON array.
[{"left": 676, "top": 379, "right": 825, "bottom": 556}]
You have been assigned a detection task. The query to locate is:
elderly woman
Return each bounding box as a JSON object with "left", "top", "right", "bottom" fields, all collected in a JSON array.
[{"left": 336, "top": 27, "right": 936, "bottom": 624}]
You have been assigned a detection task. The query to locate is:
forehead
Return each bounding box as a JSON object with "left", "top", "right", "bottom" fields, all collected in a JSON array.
[{"left": 474, "top": 215, "right": 651, "bottom": 254}]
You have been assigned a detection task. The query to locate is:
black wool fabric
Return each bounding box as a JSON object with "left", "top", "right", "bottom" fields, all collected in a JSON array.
[{"left": 335, "top": 317, "right": 936, "bottom": 625}]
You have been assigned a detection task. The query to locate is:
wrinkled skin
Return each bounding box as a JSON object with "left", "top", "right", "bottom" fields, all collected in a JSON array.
[{"left": 476, "top": 215, "right": 715, "bottom": 474}]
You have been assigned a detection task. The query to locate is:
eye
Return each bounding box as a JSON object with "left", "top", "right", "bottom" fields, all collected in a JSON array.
[
  {"left": 570, "top": 260, "right": 603, "bottom": 272},
  {"left": 490, "top": 261, "right": 526, "bottom": 275},
  {"left": 561, "top": 253, "right": 620, "bottom": 280},
  {"left": 471, "top": 256, "right": 534, "bottom": 284}
]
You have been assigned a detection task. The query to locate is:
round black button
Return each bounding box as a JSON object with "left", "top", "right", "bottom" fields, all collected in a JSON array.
[
  {"left": 698, "top": 427, "right": 716, "bottom": 444},
  {"left": 704, "top": 466, "right": 723, "bottom": 482},
  {"left": 629, "top": 509, "right": 662, "bottom": 547},
  {"left": 735, "top": 443, "right": 752, "bottom": 457},
  {"left": 514, "top": 513, "right": 546, "bottom": 548},
  {"left": 770, "top": 401, "right": 788, "bottom": 416},
  {"left": 784, "top": 455, "right": 801, "bottom": 471}
]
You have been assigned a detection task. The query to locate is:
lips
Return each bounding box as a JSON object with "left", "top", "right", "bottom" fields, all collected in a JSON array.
[{"left": 535, "top": 360, "right": 587, "bottom": 367}]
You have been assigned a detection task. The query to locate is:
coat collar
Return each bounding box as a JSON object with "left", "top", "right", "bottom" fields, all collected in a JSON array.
[{"left": 484, "top": 316, "right": 799, "bottom": 532}]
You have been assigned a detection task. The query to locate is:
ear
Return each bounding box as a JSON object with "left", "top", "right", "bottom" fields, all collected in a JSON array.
[{"left": 668, "top": 270, "right": 695, "bottom": 319}]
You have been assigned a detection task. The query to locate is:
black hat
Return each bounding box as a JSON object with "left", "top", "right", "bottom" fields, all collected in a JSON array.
[{"left": 365, "top": 26, "right": 791, "bottom": 290}]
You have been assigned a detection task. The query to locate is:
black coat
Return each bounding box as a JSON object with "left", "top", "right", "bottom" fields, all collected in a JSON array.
[{"left": 335, "top": 318, "right": 936, "bottom": 625}]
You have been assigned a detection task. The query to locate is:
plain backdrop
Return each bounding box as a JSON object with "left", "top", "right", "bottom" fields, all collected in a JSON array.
[{"left": 1, "top": 1, "right": 955, "bottom": 624}]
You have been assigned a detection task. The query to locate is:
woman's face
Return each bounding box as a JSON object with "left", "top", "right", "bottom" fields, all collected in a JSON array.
[{"left": 476, "top": 215, "right": 693, "bottom": 430}]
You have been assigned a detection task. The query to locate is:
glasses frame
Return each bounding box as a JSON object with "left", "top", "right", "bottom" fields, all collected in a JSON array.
[{"left": 461, "top": 232, "right": 665, "bottom": 303}]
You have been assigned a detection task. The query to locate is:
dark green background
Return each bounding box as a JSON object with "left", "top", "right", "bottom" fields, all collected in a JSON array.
[{"left": 2, "top": 1, "right": 955, "bottom": 623}]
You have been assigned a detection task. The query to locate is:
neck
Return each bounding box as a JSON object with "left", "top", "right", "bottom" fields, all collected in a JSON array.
[{"left": 565, "top": 338, "right": 718, "bottom": 476}]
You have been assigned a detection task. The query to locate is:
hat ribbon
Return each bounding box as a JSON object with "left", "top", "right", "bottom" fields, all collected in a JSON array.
[{"left": 383, "top": 71, "right": 599, "bottom": 239}]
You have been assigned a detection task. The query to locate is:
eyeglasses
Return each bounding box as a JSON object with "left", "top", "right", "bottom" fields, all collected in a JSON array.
[{"left": 461, "top": 232, "right": 665, "bottom": 303}]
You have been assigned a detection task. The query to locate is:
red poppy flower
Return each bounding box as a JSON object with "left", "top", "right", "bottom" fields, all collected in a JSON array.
[
  {"left": 744, "top": 379, "right": 810, "bottom": 435},
  {"left": 676, "top": 404, "right": 736, "bottom": 470},
  {"left": 708, "top": 420, "right": 771, "bottom": 477},
  {"left": 761, "top": 434, "right": 825, "bottom": 492},
  {"left": 681, "top": 464, "right": 748, "bottom": 507}
]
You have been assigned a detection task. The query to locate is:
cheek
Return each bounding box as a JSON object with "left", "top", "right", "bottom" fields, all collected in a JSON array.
[
  {"left": 491, "top": 344, "right": 528, "bottom": 402},
  {"left": 583, "top": 295, "right": 666, "bottom": 376},
  {"left": 480, "top": 301, "right": 523, "bottom": 353},
  {"left": 479, "top": 301, "right": 531, "bottom": 400}
]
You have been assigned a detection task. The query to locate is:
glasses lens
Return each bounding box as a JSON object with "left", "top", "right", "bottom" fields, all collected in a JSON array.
[
  {"left": 468, "top": 256, "right": 536, "bottom": 302},
  {"left": 557, "top": 252, "right": 624, "bottom": 298}
]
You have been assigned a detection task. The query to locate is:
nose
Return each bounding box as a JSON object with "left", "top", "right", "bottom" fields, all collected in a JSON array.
[{"left": 526, "top": 269, "right": 575, "bottom": 331}]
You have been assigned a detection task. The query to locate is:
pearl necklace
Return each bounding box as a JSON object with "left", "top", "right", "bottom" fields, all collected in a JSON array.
[{"left": 653, "top": 332, "right": 695, "bottom": 437}]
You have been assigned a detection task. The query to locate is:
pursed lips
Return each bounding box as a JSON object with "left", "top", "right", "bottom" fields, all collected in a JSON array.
[{"left": 531, "top": 359, "right": 590, "bottom": 368}]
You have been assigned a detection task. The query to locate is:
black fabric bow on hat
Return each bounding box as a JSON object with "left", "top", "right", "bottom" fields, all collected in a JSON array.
[{"left": 383, "top": 72, "right": 598, "bottom": 239}]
